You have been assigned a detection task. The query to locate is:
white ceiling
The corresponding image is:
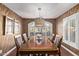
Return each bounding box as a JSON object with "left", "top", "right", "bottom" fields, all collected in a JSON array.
[{"left": 4, "top": 3, "right": 77, "bottom": 19}]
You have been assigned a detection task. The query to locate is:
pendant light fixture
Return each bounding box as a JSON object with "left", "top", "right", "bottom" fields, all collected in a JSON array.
[{"left": 35, "top": 7, "right": 44, "bottom": 27}]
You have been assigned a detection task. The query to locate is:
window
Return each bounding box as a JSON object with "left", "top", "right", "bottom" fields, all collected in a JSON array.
[
  {"left": 63, "top": 12, "right": 79, "bottom": 49},
  {"left": 28, "top": 21, "right": 53, "bottom": 38},
  {"left": 5, "top": 17, "right": 14, "bottom": 34},
  {"left": 14, "top": 22, "right": 21, "bottom": 34},
  {"left": 3, "top": 16, "right": 21, "bottom": 35}
]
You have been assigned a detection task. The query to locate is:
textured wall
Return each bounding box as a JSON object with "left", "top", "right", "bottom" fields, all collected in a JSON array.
[
  {"left": 0, "top": 3, "right": 23, "bottom": 54},
  {"left": 56, "top": 4, "right": 79, "bottom": 35},
  {"left": 22, "top": 18, "right": 56, "bottom": 34}
]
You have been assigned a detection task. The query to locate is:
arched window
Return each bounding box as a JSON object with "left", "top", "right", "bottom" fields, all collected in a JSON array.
[{"left": 28, "top": 20, "right": 53, "bottom": 39}]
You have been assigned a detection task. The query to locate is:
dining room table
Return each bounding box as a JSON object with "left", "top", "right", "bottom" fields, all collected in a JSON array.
[{"left": 18, "top": 36, "right": 59, "bottom": 56}]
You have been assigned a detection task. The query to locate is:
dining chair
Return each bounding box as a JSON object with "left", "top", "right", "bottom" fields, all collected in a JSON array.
[
  {"left": 22, "top": 33, "right": 28, "bottom": 43},
  {"left": 14, "top": 35, "right": 24, "bottom": 56},
  {"left": 53, "top": 35, "right": 62, "bottom": 56}
]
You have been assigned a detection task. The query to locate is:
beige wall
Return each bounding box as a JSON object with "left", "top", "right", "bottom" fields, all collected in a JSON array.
[
  {"left": 56, "top": 4, "right": 79, "bottom": 35},
  {"left": 0, "top": 3, "right": 23, "bottom": 54}
]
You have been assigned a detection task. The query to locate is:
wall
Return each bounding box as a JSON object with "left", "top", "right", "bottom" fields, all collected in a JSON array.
[
  {"left": 22, "top": 18, "right": 56, "bottom": 35},
  {"left": 56, "top": 4, "right": 79, "bottom": 35},
  {"left": 0, "top": 3, "right": 23, "bottom": 55},
  {"left": 56, "top": 4, "right": 79, "bottom": 55}
]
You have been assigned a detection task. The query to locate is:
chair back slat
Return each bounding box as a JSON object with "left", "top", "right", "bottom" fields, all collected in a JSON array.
[
  {"left": 22, "top": 33, "right": 28, "bottom": 43},
  {"left": 54, "top": 35, "right": 62, "bottom": 48},
  {"left": 51, "top": 34, "right": 56, "bottom": 42},
  {"left": 14, "top": 35, "right": 23, "bottom": 48}
]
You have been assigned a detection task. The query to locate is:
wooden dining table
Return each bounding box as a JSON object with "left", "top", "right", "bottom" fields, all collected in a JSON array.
[{"left": 18, "top": 36, "right": 58, "bottom": 56}]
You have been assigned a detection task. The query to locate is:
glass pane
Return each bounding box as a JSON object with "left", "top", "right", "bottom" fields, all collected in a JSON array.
[
  {"left": 15, "top": 22, "right": 20, "bottom": 33},
  {"left": 6, "top": 19, "right": 13, "bottom": 34},
  {"left": 65, "top": 22, "right": 68, "bottom": 41},
  {"left": 70, "top": 19, "right": 75, "bottom": 42},
  {"left": 63, "top": 19, "right": 69, "bottom": 41}
]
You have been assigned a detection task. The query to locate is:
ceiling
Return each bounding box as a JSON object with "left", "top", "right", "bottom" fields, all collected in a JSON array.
[{"left": 4, "top": 3, "right": 77, "bottom": 19}]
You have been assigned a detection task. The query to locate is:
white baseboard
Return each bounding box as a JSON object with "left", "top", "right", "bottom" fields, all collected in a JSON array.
[
  {"left": 3, "top": 46, "right": 16, "bottom": 56},
  {"left": 61, "top": 45, "right": 78, "bottom": 56}
]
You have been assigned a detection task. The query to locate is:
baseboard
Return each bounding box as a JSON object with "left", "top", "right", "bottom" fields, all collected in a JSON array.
[
  {"left": 62, "top": 42, "right": 79, "bottom": 55},
  {"left": 3, "top": 46, "right": 16, "bottom": 56},
  {"left": 61, "top": 45, "right": 78, "bottom": 56}
]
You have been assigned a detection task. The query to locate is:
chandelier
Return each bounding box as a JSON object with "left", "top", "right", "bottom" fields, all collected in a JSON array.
[{"left": 35, "top": 8, "right": 44, "bottom": 27}]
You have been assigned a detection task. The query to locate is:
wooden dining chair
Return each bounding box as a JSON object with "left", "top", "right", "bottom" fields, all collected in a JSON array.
[
  {"left": 53, "top": 35, "right": 62, "bottom": 56},
  {"left": 14, "top": 35, "right": 24, "bottom": 56},
  {"left": 51, "top": 34, "right": 56, "bottom": 43},
  {"left": 22, "top": 33, "right": 28, "bottom": 43}
]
